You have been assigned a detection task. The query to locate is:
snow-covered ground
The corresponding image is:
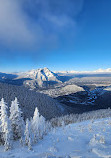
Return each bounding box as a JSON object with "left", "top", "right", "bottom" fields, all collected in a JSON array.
[
  {"left": 40, "top": 84, "right": 84, "bottom": 97},
  {"left": 104, "top": 86, "right": 111, "bottom": 91},
  {"left": 1, "top": 117, "right": 111, "bottom": 158}
]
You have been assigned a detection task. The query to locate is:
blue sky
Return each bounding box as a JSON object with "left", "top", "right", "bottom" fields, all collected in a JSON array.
[{"left": 0, "top": 0, "right": 111, "bottom": 72}]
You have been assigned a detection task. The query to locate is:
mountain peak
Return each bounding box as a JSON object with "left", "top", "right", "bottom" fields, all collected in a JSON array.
[{"left": 17, "top": 67, "right": 61, "bottom": 88}]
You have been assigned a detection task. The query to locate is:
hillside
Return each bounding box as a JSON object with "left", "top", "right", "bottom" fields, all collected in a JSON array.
[
  {"left": 0, "top": 117, "right": 111, "bottom": 158},
  {"left": 0, "top": 82, "right": 66, "bottom": 119}
]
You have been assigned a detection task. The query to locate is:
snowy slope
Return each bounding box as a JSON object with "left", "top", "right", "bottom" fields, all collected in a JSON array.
[
  {"left": 104, "top": 86, "right": 111, "bottom": 91},
  {"left": 40, "top": 84, "right": 84, "bottom": 97},
  {"left": 0, "top": 117, "right": 111, "bottom": 158}
]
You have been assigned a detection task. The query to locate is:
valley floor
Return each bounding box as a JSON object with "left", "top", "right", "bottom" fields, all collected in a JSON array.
[{"left": 0, "top": 118, "right": 111, "bottom": 158}]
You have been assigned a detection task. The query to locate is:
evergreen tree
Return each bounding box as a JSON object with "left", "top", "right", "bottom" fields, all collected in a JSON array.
[
  {"left": 31, "top": 107, "right": 40, "bottom": 143},
  {"left": 0, "top": 98, "right": 12, "bottom": 150},
  {"left": 9, "top": 97, "right": 24, "bottom": 140},
  {"left": 39, "top": 115, "right": 46, "bottom": 139},
  {"left": 45, "top": 121, "right": 52, "bottom": 134},
  {"left": 31, "top": 107, "right": 46, "bottom": 142},
  {"left": 24, "top": 119, "right": 32, "bottom": 150}
]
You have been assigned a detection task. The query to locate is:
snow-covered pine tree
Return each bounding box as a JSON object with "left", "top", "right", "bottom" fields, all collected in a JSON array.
[
  {"left": 31, "top": 107, "right": 47, "bottom": 142},
  {"left": 24, "top": 119, "right": 32, "bottom": 150},
  {"left": 0, "top": 98, "right": 12, "bottom": 150},
  {"left": 45, "top": 120, "right": 52, "bottom": 134},
  {"left": 38, "top": 115, "right": 46, "bottom": 139},
  {"left": 9, "top": 97, "right": 24, "bottom": 140},
  {"left": 31, "top": 107, "right": 40, "bottom": 143}
]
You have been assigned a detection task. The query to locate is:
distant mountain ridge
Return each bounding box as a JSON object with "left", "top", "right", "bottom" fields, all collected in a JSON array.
[
  {"left": 55, "top": 68, "right": 111, "bottom": 74},
  {"left": 1, "top": 67, "right": 111, "bottom": 89}
]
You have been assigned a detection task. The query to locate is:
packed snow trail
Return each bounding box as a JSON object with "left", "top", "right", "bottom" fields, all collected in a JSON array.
[{"left": 0, "top": 118, "right": 111, "bottom": 158}]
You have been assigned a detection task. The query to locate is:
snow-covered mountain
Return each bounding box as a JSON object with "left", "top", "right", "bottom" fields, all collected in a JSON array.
[
  {"left": 0, "top": 72, "right": 17, "bottom": 80},
  {"left": 94, "top": 68, "right": 111, "bottom": 73},
  {"left": 104, "top": 85, "right": 111, "bottom": 91},
  {"left": 18, "top": 67, "right": 59, "bottom": 81},
  {"left": 1, "top": 67, "right": 111, "bottom": 91},
  {"left": 17, "top": 67, "right": 62, "bottom": 88},
  {"left": 55, "top": 68, "right": 111, "bottom": 74}
]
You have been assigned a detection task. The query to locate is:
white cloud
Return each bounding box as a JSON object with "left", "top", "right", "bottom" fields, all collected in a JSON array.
[
  {"left": 0, "top": 0, "right": 37, "bottom": 49},
  {"left": 0, "top": 0, "right": 84, "bottom": 51}
]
